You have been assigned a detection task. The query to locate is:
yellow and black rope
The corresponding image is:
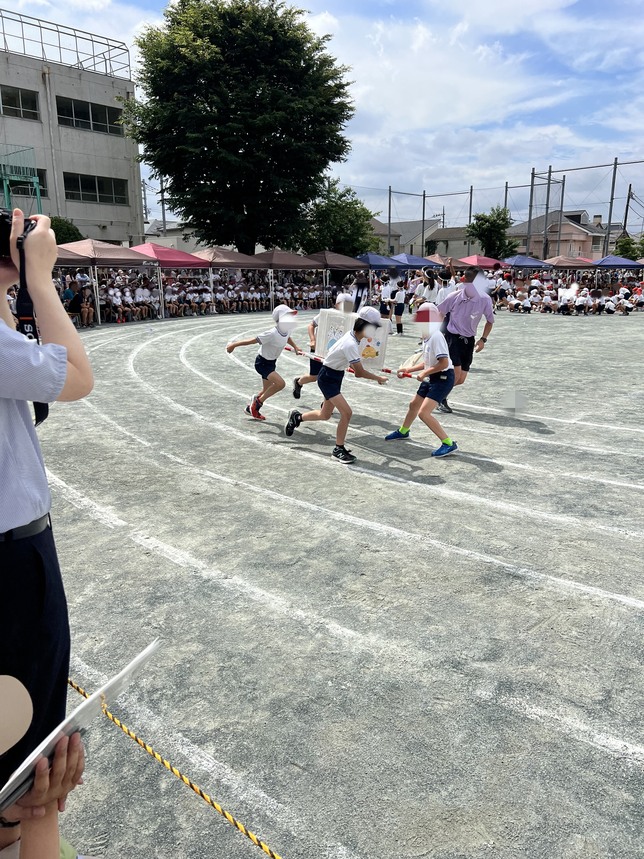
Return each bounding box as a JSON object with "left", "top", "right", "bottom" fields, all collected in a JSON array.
[{"left": 68, "top": 678, "right": 283, "bottom": 859}]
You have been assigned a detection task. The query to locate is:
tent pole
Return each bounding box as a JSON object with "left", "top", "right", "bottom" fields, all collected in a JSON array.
[
  {"left": 157, "top": 267, "right": 164, "bottom": 320},
  {"left": 93, "top": 265, "right": 101, "bottom": 326}
]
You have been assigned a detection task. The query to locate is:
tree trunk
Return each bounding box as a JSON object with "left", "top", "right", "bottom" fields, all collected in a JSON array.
[{"left": 235, "top": 233, "right": 256, "bottom": 256}]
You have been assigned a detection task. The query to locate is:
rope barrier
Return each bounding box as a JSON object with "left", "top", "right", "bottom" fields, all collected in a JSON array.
[
  {"left": 67, "top": 678, "right": 283, "bottom": 859},
  {"left": 284, "top": 345, "right": 413, "bottom": 377}
]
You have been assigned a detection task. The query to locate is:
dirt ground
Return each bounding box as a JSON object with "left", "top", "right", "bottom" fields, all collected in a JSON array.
[{"left": 41, "top": 308, "right": 644, "bottom": 859}]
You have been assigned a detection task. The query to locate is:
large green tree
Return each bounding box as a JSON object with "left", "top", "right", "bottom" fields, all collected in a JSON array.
[
  {"left": 123, "top": 0, "right": 354, "bottom": 254},
  {"left": 50, "top": 216, "right": 83, "bottom": 244},
  {"left": 465, "top": 205, "right": 519, "bottom": 260},
  {"left": 297, "top": 180, "right": 379, "bottom": 256},
  {"left": 614, "top": 235, "right": 639, "bottom": 260}
]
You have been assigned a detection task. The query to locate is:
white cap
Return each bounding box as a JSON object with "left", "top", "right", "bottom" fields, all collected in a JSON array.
[
  {"left": 357, "top": 306, "right": 382, "bottom": 327},
  {"left": 335, "top": 291, "right": 354, "bottom": 306},
  {"left": 272, "top": 304, "right": 298, "bottom": 323}
]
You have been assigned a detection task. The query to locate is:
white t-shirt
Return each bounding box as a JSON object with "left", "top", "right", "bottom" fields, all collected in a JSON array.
[
  {"left": 394, "top": 289, "right": 406, "bottom": 305},
  {"left": 423, "top": 284, "right": 440, "bottom": 302},
  {"left": 436, "top": 281, "right": 457, "bottom": 304},
  {"left": 324, "top": 330, "right": 362, "bottom": 371},
  {"left": 422, "top": 331, "right": 453, "bottom": 372},
  {"left": 380, "top": 285, "right": 392, "bottom": 302},
  {"left": 256, "top": 326, "right": 288, "bottom": 360}
]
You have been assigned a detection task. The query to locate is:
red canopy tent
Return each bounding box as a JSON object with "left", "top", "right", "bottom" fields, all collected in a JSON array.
[
  {"left": 456, "top": 254, "right": 507, "bottom": 269},
  {"left": 57, "top": 239, "right": 156, "bottom": 267},
  {"left": 129, "top": 242, "right": 206, "bottom": 269}
]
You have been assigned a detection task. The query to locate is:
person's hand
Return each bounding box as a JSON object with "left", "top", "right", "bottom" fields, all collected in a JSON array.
[
  {"left": 295, "top": 348, "right": 304, "bottom": 356},
  {"left": 475, "top": 339, "right": 485, "bottom": 353},
  {"left": 416, "top": 372, "right": 426, "bottom": 382},
  {"left": 9, "top": 210, "right": 57, "bottom": 292},
  {"left": 3, "top": 733, "right": 85, "bottom": 821},
  {"left": 377, "top": 376, "right": 388, "bottom": 385},
  {"left": 226, "top": 343, "right": 235, "bottom": 353},
  {"left": 397, "top": 369, "right": 407, "bottom": 379}
]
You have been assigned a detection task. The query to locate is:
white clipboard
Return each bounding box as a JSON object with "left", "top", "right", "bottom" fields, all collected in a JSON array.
[{"left": 0, "top": 640, "right": 160, "bottom": 812}]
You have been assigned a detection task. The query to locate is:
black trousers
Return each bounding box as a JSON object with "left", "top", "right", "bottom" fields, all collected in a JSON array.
[{"left": 0, "top": 525, "right": 70, "bottom": 787}]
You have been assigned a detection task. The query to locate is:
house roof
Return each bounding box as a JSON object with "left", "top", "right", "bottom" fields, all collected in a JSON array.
[
  {"left": 370, "top": 218, "right": 401, "bottom": 238},
  {"left": 392, "top": 218, "right": 441, "bottom": 246},
  {"left": 508, "top": 210, "right": 623, "bottom": 239},
  {"left": 430, "top": 227, "right": 472, "bottom": 240}
]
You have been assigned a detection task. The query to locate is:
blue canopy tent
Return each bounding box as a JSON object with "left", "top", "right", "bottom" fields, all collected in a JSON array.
[
  {"left": 391, "top": 252, "right": 441, "bottom": 269},
  {"left": 593, "top": 255, "right": 642, "bottom": 268},
  {"left": 504, "top": 254, "right": 552, "bottom": 269},
  {"left": 356, "top": 252, "right": 405, "bottom": 268}
]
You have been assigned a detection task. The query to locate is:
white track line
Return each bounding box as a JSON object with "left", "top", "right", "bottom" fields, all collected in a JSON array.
[
  {"left": 48, "top": 470, "right": 399, "bottom": 655},
  {"left": 70, "top": 655, "right": 298, "bottom": 829},
  {"left": 234, "top": 329, "right": 644, "bottom": 459},
  {"left": 54, "top": 471, "right": 644, "bottom": 779},
  {"left": 126, "top": 330, "right": 644, "bottom": 540},
  {"left": 199, "top": 334, "right": 644, "bottom": 493},
  {"left": 79, "top": 398, "right": 644, "bottom": 615},
  {"left": 476, "top": 687, "right": 644, "bottom": 770}
]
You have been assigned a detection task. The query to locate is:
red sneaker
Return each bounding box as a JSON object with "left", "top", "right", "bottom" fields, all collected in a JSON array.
[{"left": 250, "top": 396, "right": 265, "bottom": 420}]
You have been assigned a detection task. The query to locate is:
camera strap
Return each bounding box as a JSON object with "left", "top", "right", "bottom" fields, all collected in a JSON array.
[{"left": 15, "top": 233, "right": 49, "bottom": 426}]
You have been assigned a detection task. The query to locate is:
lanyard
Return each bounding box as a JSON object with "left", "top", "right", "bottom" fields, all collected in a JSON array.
[{"left": 15, "top": 224, "right": 48, "bottom": 426}]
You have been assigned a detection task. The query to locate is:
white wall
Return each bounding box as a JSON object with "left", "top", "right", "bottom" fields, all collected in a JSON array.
[{"left": 0, "top": 50, "right": 144, "bottom": 244}]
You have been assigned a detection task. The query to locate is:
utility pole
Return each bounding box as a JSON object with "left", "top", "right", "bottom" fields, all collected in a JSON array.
[
  {"left": 420, "top": 190, "right": 426, "bottom": 256},
  {"left": 467, "top": 185, "right": 473, "bottom": 255},
  {"left": 556, "top": 175, "right": 566, "bottom": 256},
  {"left": 542, "top": 166, "right": 552, "bottom": 260},
  {"left": 604, "top": 157, "right": 618, "bottom": 256},
  {"left": 503, "top": 181, "right": 509, "bottom": 211},
  {"left": 141, "top": 179, "right": 149, "bottom": 223},
  {"left": 623, "top": 183, "right": 633, "bottom": 233},
  {"left": 525, "top": 168, "right": 536, "bottom": 255},
  {"left": 159, "top": 176, "right": 167, "bottom": 236},
  {"left": 387, "top": 185, "right": 392, "bottom": 254}
]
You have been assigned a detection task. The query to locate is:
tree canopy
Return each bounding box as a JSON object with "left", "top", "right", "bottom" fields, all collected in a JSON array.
[
  {"left": 123, "top": 0, "right": 354, "bottom": 254},
  {"left": 297, "top": 180, "right": 379, "bottom": 256},
  {"left": 613, "top": 235, "right": 641, "bottom": 260},
  {"left": 50, "top": 216, "right": 83, "bottom": 244},
  {"left": 465, "top": 206, "right": 519, "bottom": 260}
]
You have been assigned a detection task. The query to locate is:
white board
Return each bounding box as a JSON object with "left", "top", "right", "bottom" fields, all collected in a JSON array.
[{"left": 315, "top": 309, "right": 389, "bottom": 371}]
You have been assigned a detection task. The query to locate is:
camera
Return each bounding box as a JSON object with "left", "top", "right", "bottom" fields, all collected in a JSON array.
[{"left": 0, "top": 208, "right": 37, "bottom": 259}]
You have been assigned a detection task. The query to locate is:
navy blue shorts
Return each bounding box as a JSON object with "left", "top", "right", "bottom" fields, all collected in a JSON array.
[
  {"left": 394, "top": 303, "right": 405, "bottom": 316},
  {"left": 309, "top": 354, "right": 322, "bottom": 376},
  {"left": 379, "top": 302, "right": 390, "bottom": 316},
  {"left": 317, "top": 366, "right": 345, "bottom": 400},
  {"left": 0, "top": 523, "right": 70, "bottom": 787},
  {"left": 417, "top": 368, "right": 455, "bottom": 405},
  {"left": 255, "top": 354, "right": 277, "bottom": 379}
]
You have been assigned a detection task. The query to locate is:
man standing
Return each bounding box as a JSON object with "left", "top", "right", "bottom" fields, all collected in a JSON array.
[{"left": 436, "top": 266, "right": 494, "bottom": 413}]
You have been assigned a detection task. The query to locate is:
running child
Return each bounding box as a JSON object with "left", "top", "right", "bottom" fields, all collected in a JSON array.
[
  {"left": 226, "top": 305, "right": 302, "bottom": 420},
  {"left": 384, "top": 303, "right": 457, "bottom": 457},
  {"left": 292, "top": 292, "right": 353, "bottom": 400},
  {"left": 284, "top": 307, "right": 388, "bottom": 464}
]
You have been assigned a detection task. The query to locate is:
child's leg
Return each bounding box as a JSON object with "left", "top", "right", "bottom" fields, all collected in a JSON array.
[
  {"left": 418, "top": 398, "right": 450, "bottom": 443},
  {"left": 329, "top": 394, "right": 352, "bottom": 445},
  {"left": 297, "top": 373, "right": 318, "bottom": 386},
  {"left": 259, "top": 371, "right": 285, "bottom": 402},
  {"left": 400, "top": 394, "right": 424, "bottom": 430},
  {"left": 301, "top": 400, "right": 335, "bottom": 423}
]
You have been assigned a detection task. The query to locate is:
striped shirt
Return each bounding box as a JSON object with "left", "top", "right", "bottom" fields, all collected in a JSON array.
[{"left": 0, "top": 320, "right": 67, "bottom": 531}]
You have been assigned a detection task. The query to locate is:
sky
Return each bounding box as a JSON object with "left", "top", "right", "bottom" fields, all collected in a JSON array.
[{"left": 8, "top": 0, "right": 644, "bottom": 231}]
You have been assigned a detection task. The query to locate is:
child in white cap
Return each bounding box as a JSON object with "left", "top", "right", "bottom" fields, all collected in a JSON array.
[
  {"left": 285, "top": 306, "right": 388, "bottom": 464},
  {"left": 226, "top": 305, "right": 303, "bottom": 419}
]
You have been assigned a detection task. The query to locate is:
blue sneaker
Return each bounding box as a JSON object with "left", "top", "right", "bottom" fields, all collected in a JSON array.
[
  {"left": 431, "top": 441, "right": 458, "bottom": 457},
  {"left": 385, "top": 429, "right": 410, "bottom": 441}
]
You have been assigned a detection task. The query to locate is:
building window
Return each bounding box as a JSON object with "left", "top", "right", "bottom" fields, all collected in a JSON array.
[
  {"left": 591, "top": 237, "right": 602, "bottom": 250},
  {"left": 57, "top": 96, "right": 123, "bottom": 135},
  {"left": 0, "top": 86, "right": 40, "bottom": 121},
  {"left": 64, "top": 173, "right": 128, "bottom": 205},
  {"left": 9, "top": 168, "right": 48, "bottom": 198}
]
